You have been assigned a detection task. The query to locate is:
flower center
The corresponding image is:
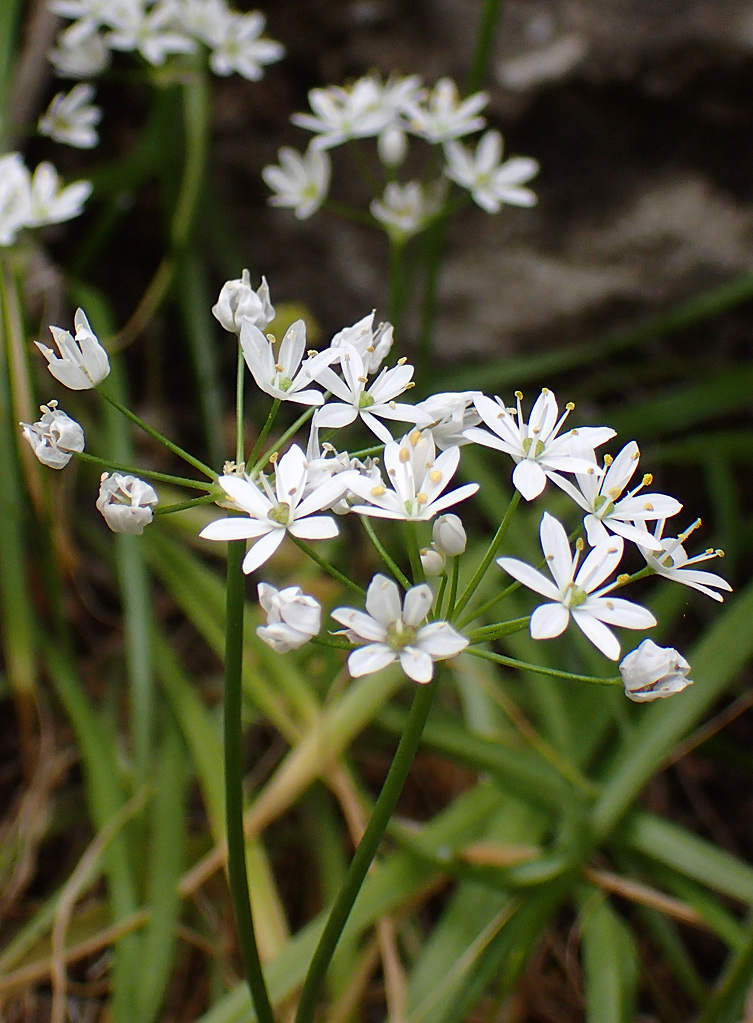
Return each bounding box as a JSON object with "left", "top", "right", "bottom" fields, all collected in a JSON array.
[
  {"left": 593, "top": 494, "right": 615, "bottom": 518},
  {"left": 267, "top": 501, "right": 291, "bottom": 526},
  {"left": 522, "top": 437, "right": 546, "bottom": 459},
  {"left": 358, "top": 391, "right": 375, "bottom": 409},
  {"left": 564, "top": 583, "right": 588, "bottom": 609},
  {"left": 386, "top": 619, "right": 417, "bottom": 651}
]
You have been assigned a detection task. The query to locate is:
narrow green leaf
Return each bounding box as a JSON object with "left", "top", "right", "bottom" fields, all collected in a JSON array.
[{"left": 580, "top": 890, "right": 638, "bottom": 1023}]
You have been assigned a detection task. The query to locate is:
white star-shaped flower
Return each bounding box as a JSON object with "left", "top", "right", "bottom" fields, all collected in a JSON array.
[
  {"left": 444, "top": 130, "right": 539, "bottom": 212},
  {"left": 291, "top": 77, "right": 395, "bottom": 150},
  {"left": 208, "top": 10, "right": 284, "bottom": 81},
  {"left": 347, "top": 428, "right": 478, "bottom": 521},
  {"left": 313, "top": 344, "right": 429, "bottom": 443},
  {"left": 239, "top": 318, "right": 336, "bottom": 406},
  {"left": 0, "top": 153, "right": 32, "bottom": 246},
  {"left": 262, "top": 145, "right": 331, "bottom": 220},
  {"left": 549, "top": 440, "right": 682, "bottom": 549},
  {"left": 199, "top": 444, "right": 352, "bottom": 574},
  {"left": 465, "top": 389, "right": 615, "bottom": 501},
  {"left": 105, "top": 0, "right": 196, "bottom": 65},
  {"left": 498, "top": 512, "right": 657, "bottom": 660},
  {"left": 26, "top": 162, "right": 92, "bottom": 228},
  {"left": 35, "top": 308, "right": 110, "bottom": 390},
  {"left": 370, "top": 180, "right": 442, "bottom": 241},
  {"left": 332, "top": 574, "right": 468, "bottom": 683},
  {"left": 404, "top": 77, "right": 488, "bottom": 143},
  {"left": 38, "top": 84, "right": 102, "bottom": 149},
  {"left": 635, "top": 518, "right": 732, "bottom": 602}
]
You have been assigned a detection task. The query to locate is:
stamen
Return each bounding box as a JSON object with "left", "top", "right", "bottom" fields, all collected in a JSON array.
[
  {"left": 603, "top": 454, "right": 613, "bottom": 466},
  {"left": 642, "top": 473, "right": 653, "bottom": 486},
  {"left": 416, "top": 492, "right": 428, "bottom": 504},
  {"left": 398, "top": 357, "right": 407, "bottom": 365},
  {"left": 409, "top": 430, "right": 422, "bottom": 446},
  {"left": 275, "top": 363, "right": 284, "bottom": 373},
  {"left": 429, "top": 470, "right": 442, "bottom": 484},
  {"left": 399, "top": 448, "right": 410, "bottom": 463},
  {"left": 371, "top": 485, "right": 386, "bottom": 496}
]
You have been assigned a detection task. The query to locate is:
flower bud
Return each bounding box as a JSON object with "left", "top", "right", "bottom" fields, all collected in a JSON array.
[
  {"left": 256, "top": 582, "right": 321, "bottom": 652},
  {"left": 432, "top": 513, "right": 466, "bottom": 556},
  {"left": 96, "top": 473, "right": 158, "bottom": 534},
  {"left": 420, "top": 545, "right": 446, "bottom": 577},
  {"left": 20, "top": 401, "right": 84, "bottom": 468},
  {"left": 212, "top": 270, "right": 274, "bottom": 333},
  {"left": 377, "top": 125, "right": 408, "bottom": 166},
  {"left": 620, "top": 639, "right": 693, "bottom": 702}
]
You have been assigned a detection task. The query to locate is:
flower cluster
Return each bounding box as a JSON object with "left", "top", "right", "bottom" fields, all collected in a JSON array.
[
  {"left": 262, "top": 73, "right": 539, "bottom": 227},
  {"left": 0, "top": 153, "right": 91, "bottom": 247},
  {"left": 26, "top": 274, "right": 730, "bottom": 700},
  {"left": 46, "top": 0, "right": 284, "bottom": 81}
]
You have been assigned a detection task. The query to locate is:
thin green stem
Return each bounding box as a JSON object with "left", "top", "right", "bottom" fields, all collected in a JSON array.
[
  {"left": 435, "top": 572, "right": 449, "bottom": 617},
  {"left": 468, "top": 646, "right": 622, "bottom": 686},
  {"left": 448, "top": 557, "right": 460, "bottom": 615},
  {"left": 451, "top": 490, "right": 520, "bottom": 620},
  {"left": 458, "top": 579, "right": 519, "bottom": 629},
  {"left": 466, "top": 0, "right": 503, "bottom": 94},
  {"left": 224, "top": 539, "right": 275, "bottom": 1023},
  {"left": 153, "top": 494, "right": 220, "bottom": 515},
  {"left": 98, "top": 390, "right": 216, "bottom": 480},
  {"left": 403, "top": 521, "right": 425, "bottom": 584},
  {"left": 236, "top": 346, "right": 246, "bottom": 466},
  {"left": 465, "top": 618, "right": 530, "bottom": 643},
  {"left": 247, "top": 398, "right": 280, "bottom": 469},
  {"left": 295, "top": 670, "right": 441, "bottom": 1023},
  {"left": 74, "top": 451, "right": 216, "bottom": 491},
  {"left": 250, "top": 405, "right": 316, "bottom": 477},
  {"left": 388, "top": 238, "right": 406, "bottom": 331},
  {"left": 360, "top": 517, "right": 411, "bottom": 589},
  {"left": 289, "top": 536, "right": 365, "bottom": 595}
]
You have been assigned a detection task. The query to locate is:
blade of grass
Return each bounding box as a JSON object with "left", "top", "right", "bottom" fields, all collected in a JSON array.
[{"left": 579, "top": 889, "right": 638, "bottom": 1023}]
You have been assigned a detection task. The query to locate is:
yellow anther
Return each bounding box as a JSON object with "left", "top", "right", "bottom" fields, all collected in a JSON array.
[
  {"left": 371, "top": 485, "right": 386, "bottom": 496},
  {"left": 366, "top": 344, "right": 375, "bottom": 352},
  {"left": 576, "top": 538, "right": 585, "bottom": 551},
  {"left": 631, "top": 449, "right": 640, "bottom": 460},
  {"left": 542, "top": 387, "right": 550, "bottom": 395},
  {"left": 716, "top": 549, "right": 725, "bottom": 557},
  {"left": 398, "top": 357, "right": 407, "bottom": 365},
  {"left": 275, "top": 363, "right": 284, "bottom": 373},
  {"left": 357, "top": 375, "right": 368, "bottom": 383},
  {"left": 269, "top": 451, "right": 279, "bottom": 464},
  {"left": 643, "top": 502, "right": 654, "bottom": 511},
  {"left": 586, "top": 466, "right": 595, "bottom": 475},
  {"left": 515, "top": 390, "right": 524, "bottom": 400},
  {"left": 399, "top": 448, "right": 410, "bottom": 462},
  {"left": 429, "top": 470, "right": 442, "bottom": 484},
  {"left": 642, "top": 473, "right": 653, "bottom": 485},
  {"left": 565, "top": 401, "right": 575, "bottom": 411},
  {"left": 617, "top": 573, "right": 630, "bottom": 585},
  {"left": 389, "top": 400, "right": 397, "bottom": 408},
  {"left": 605, "top": 600, "right": 614, "bottom": 610},
  {"left": 416, "top": 492, "right": 428, "bottom": 504},
  {"left": 266, "top": 333, "right": 276, "bottom": 343},
  {"left": 603, "top": 454, "right": 613, "bottom": 466},
  {"left": 409, "top": 429, "right": 422, "bottom": 446}
]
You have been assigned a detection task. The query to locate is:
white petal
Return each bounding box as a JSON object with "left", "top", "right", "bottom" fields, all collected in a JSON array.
[
  {"left": 288, "top": 515, "right": 339, "bottom": 540},
  {"left": 348, "top": 644, "right": 396, "bottom": 677},
  {"left": 587, "top": 596, "right": 657, "bottom": 630},
  {"left": 512, "top": 459, "right": 547, "bottom": 501},
  {"left": 403, "top": 584, "right": 433, "bottom": 626},
  {"left": 497, "top": 557, "right": 561, "bottom": 601},
  {"left": 530, "top": 602, "right": 569, "bottom": 639},
  {"left": 571, "top": 610, "right": 621, "bottom": 660},
  {"left": 539, "top": 512, "right": 573, "bottom": 590},
  {"left": 241, "top": 529, "right": 285, "bottom": 574},
  {"left": 399, "top": 646, "right": 434, "bottom": 684},
  {"left": 416, "top": 621, "right": 468, "bottom": 657},
  {"left": 331, "top": 608, "right": 386, "bottom": 642},
  {"left": 575, "top": 535, "right": 623, "bottom": 593},
  {"left": 365, "top": 574, "right": 402, "bottom": 625},
  {"left": 200, "top": 518, "right": 272, "bottom": 542}
]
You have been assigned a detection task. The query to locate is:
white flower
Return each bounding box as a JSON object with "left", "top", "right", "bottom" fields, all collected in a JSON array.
[
  {"left": 240, "top": 318, "right": 335, "bottom": 405},
  {"left": 20, "top": 401, "right": 84, "bottom": 469},
  {"left": 433, "top": 513, "right": 466, "bottom": 556},
  {"left": 199, "top": 444, "right": 351, "bottom": 574},
  {"left": 418, "top": 390, "right": 481, "bottom": 450},
  {"left": 465, "top": 389, "right": 615, "bottom": 501},
  {"left": 370, "top": 180, "right": 442, "bottom": 241},
  {"left": 328, "top": 312, "right": 394, "bottom": 375},
  {"left": 26, "top": 162, "right": 92, "bottom": 228},
  {"left": 38, "top": 84, "right": 102, "bottom": 149},
  {"left": 498, "top": 512, "right": 657, "bottom": 661},
  {"left": 213, "top": 271, "right": 274, "bottom": 333},
  {"left": 35, "top": 308, "right": 110, "bottom": 390},
  {"left": 96, "top": 473, "right": 159, "bottom": 534},
  {"left": 313, "top": 344, "right": 429, "bottom": 443},
  {"left": 262, "top": 145, "right": 331, "bottom": 220},
  {"left": 48, "top": 24, "right": 111, "bottom": 78},
  {"left": 636, "top": 518, "right": 732, "bottom": 602},
  {"left": 420, "top": 546, "right": 446, "bottom": 577},
  {"left": 291, "top": 77, "right": 395, "bottom": 150},
  {"left": 178, "top": 0, "right": 232, "bottom": 46},
  {"left": 256, "top": 582, "right": 321, "bottom": 652},
  {"left": 348, "top": 428, "right": 479, "bottom": 522},
  {"left": 106, "top": 0, "right": 196, "bottom": 65},
  {"left": 404, "top": 77, "right": 488, "bottom": 143},
  {"left": 444, "top": 130, "right": 539, "bottom": 212},
  {"left": 208, "top": 11, "right": 284, "bottom": 80},
  {"left": 549, "top": 440, "right": 683, "bottom": 550},
  {"left": 332, "top": 574, "right": 468, "bottom": 683},
  {"left": 0, "top": 153, "right": 32, "bottom": 246},
  {"left": 374, "top": 75, "right": 424, "bottom": 165},
  {"left": 620, "top": 639, "right": 693, "bottom": 702}
]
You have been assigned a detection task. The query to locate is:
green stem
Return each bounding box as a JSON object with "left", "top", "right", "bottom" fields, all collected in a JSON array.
[
  {"left": 451, "top": 490, "right": 520, "bottom": 620},
  {"left": 458, "top": 579, "right": 519, "bottom": 629},
  {"left": 247, "top": 398, "right": 280, "bottom": 469},
  {"left": 466, "top": 0, "right": 504, "bottom": 94},
  {"left": 468, "top": 646, "right": 622, "bottom": 686},
  {"left": 403, "top": 521, "right": 425, "bottom": 584},
  {"left": 388, "top": 238, "right": 406, "bottom": 331},
  {"left": 224, "top": 539, "right": 275, "bottom": 1023},
  {"left": 153, "top": 494, "right": 220, "bottom": 515},
  {"left": 447, "top": 557, "right": 460, "bottom": 615},
  {"left": 465, "top": 618, "right": 530, "bottom": 643},
  {"left": 250, "top": 405, "right": 315, "bottom": 477},
  {"left": 74, "top": 451, "right": 216, "bottom": 491},
  {"left": 295, "top": 670, "right": 440, "bottom": 1023},
  {"left": 289, "top": 536, "right": 365, "bottom": 595},
  {"left": 236, "top": 346, "right": 246, "bottom": 466},
  {"left": 361, "top": 517, "right": 411, "bottom": 589},
  {"left": 98, "top": 390, "right": 216, "bottom": 480}
]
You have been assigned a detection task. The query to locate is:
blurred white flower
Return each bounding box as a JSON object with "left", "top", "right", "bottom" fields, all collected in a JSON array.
[
  {"left": 550, "top": 440, "right": 683, "bottom": 550},
  {"left": 35, "top": 307, "right": 110, "bottom": 390},
  {"left": 97, "top": 473, "right": 159, "bottom": 534},
  {"left": 466, "top": 389, "right": 614, "bottom": 501},
  {"left": 199, "top": 444, "right": 351, "bottom": 574},
  {"left": 256, "top": 582, "right": 321, "bottom": 652},
  {"left": 20, "top": 401, "right": 84, "bottom": 469},
  {"left": 208, "top": 10, "right": 284, "bottom": 80},
  {"left": 418, "top": 390, "right": 481, "bottom": 450},
  {"left": 106, "top": 0, "right": 196, "bottom": 65},
  {"left": 444, "top": 130, "right": 539, "bottom": 212},
  {"left": 404, "top": 77, "right": 488, "bottom": 143},
  {"left": 262, "top": 145, "right": 331, "bottom": 220},
  {"left": 240, "top": 318, "right": 335, "bottom": 405},
  {"left": 328, "top": 312, "right": 394, "bottom": 375},
  {"left": 0, "top": 153, "right": 32, "bottom": 246},
  {"left": 178, "top": 0, "right": 232, "bottom": 46},
  {"left": 26, "top": 162, "right": 92, "bottom": 228},
  {"left": 370, "top": 180, "right": 441, "bottom": 241},
  {"left": 348, "top": 429, "right": 479, "bottom": 521},
  {"left": 48, "top": 23, "right": 111, "bottom": 78},
  {"left": 636, "top": 518, "right": 732, "bottom": 602},
  {"left": 313, "top": 344, "right": 429, "bottom": 443},
  {"left": 291, "top": 77, "right": 395, "bottom": 149},
  {"left": 332, "top": 574, "right": 468, "bottom": 683},
  {"left": 620, "top": 639, "right": 693, "bottom": 702},
  {"left": 433, "top": 513, "right": 466, "bottom": 556},
  {"left": 38, "top": 84, "right": 102, "bottom": 149},
  {"left": 498, "top": 512, "right": 656, "bottom": 661},
  {"left": 213, "top": 270, "right": 274, "bottom": 333}
]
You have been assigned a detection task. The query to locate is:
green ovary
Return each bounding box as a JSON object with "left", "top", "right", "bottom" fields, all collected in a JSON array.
[
  {"left": 386, "top": 620, "right": 416, "bottom": 651},
  {"left": 358, "top": 392, "right": 375, "bottom": 409},
  {"left": 268, "top": 502, "right": 291, "bottom": 525}
]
